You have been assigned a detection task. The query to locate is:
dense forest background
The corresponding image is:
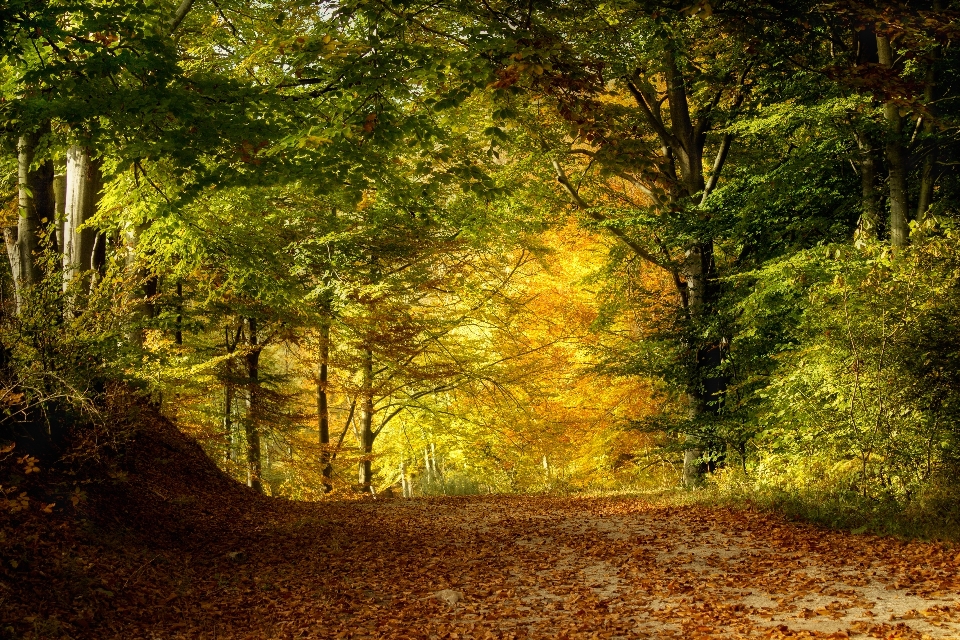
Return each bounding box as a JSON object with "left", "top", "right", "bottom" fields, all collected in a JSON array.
[{"left": 1, "top": 0, "right": 959, "bottom": 536}]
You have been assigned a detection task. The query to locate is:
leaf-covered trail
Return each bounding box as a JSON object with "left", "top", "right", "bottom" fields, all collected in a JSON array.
[{"left": 110, "top": 496, "right": 960, "bottom": 639}]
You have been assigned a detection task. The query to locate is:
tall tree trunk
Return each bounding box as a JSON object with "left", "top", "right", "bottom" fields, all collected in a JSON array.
[
  {"left": 317, "top": 315, "right": 332, "bottom": 491},
  {"left": 663, "top": 42, "right": 725, "bottom": 487},
  {"left": 27, "top": 146, "right": 56, "bottom": 258},
  {"left": 62, "top": 145, "right": 102, "bottom": 296},
  {"left": 682, "top": 242, "right": 711, "bottom": 487},
  {"left": 876, "top": 33, "right": 909, "bottom": 248},
  {"left": 16, "top": 133, "right": 42, "bottom": 289},
  {"left": 244, "top": 317, "right": 264, "bottom": 494},
  {"left": 8, "top": 132, "right": 56, "bottom": 313},
  {"left": 855, "top": 131, "right": 880, "bottom": 241},
  {"left": 357, "top": 346, "right": 374, "bottom": 488},
  {"left": 9, "top": 134, "right": 41, "bottom": 308},
  {"left": 224, "top": 372, "right": 235, "bottom": 462},
  {"left": 223, "top": 323, "right": 241, "bottom": 462},
  {"left": 916, "top": 14, "right": 940, "bottom": 220}
]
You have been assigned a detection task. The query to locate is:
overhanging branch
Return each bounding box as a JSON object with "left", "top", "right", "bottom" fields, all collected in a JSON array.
[{"left": 551, "top": 160, "right": 668, "bottom": 271}]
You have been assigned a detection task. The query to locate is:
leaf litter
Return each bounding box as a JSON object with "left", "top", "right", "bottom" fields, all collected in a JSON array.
[{"left": 2, "top": 416, "right": 959, "bottom": 639}]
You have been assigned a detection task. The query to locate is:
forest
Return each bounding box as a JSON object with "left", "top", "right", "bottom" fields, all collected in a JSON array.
[{"left": 1, "top": 1, "right": 960, "bottom": 638}]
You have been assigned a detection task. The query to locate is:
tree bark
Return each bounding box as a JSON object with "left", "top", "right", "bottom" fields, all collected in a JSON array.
[
  {"left": 62, "top": 145, "right": 103, "bottom": 295},
  {"left": 89, "top": 230, "right": 107, "bottom": 291},
  {"left": 681, "top": 242, "right": 715, "bottom": 487},
  {"left": 244, "top": 317, "right": 264, "bottom": 494},
  {"left": 876, "top": 33, "right": 909, "bottom": 248},
  {"left": 223, "top": 323, "right": 241, "bottom": 462},
  {"left": 53, "top": 174, "right": 66, "bottom": 255},
  {"left": 224, "top": 374, "right": 235, "bottom": 462},
  {"left": 855, "top": 132, "right": 880, "bottom": 241},
  {"left": 357, "top": 346, "right": 374, "bottom": 488},
  {"left": 169, "top": 0, "right": 196, "bottom": 34},
  {"left": 317, "top": 315, "right": 332, "bottom": 491},
  {"left": 916, "top": 28, "right": 939, "bottom": 220},
  {"left": 663, "top": 47, "right": 703, "bottom": 196},
  {"left": 9, "top": 133, "right": 45, "bottom": 307},
  {"left": 4, "top": 228, "right": 22, "bottom": 312}
]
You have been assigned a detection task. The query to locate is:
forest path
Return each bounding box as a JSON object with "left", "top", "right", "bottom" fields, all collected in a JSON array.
[{"left": 129, "top": 496, "right": 960, "bottom": 639}]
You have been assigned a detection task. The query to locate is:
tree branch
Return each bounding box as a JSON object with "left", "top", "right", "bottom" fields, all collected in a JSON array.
[
  {"left": 552, "top": 160, "right": 668, "bottom": 270},
  {"left": 625, "top": 77, "right": 678, "bottom": 151},
  {"left": 169, "top": 0, "right": 195, "bottom": 34},
  {"left": 329, "top": 399, "right": 357, "bottom": 462},
  {"left": 700, "top": 133, "right": 732, "bottom": 204}
]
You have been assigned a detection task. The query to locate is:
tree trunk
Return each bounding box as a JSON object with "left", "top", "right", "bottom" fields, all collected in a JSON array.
[
  {"left": 682, "top": 243, "right": 708, "bottom": 487},
  {"left": 680, "top": 238, "right": 727, "bottom": 487},
  {"left": 876, "top": 33, "right": 909, "bottom": 248},
  {"left": 28, "top": 153, "right": 56, "bottom": 255},
  {"left": 916, "top": 30, "right": 939, "bottom": 220},
  {"left": 317, "top": 316, "right": 332, "bottom": 491},
  {"left": 663, "top": 47, "right": 703, "bottom": 195},
  {"left": 244, "top": 317, "right": 264, "bottom": 494},
  {"left": 663, "top": 41, "right": 724, "bottom": 488},
  {"left": 4, "top": 228, "right": 22, "bottom": 312},
  {"left": 357, "top": 346, "right": 374, "bottom": 488},
  {"left": 224, "top": 375, "right": 234, "bottom": 462},
  {"left": 223, "top": 324, "right": 240, "bottom": 462},
  {"left": 9, "top": 133, "right": 45, "bottom": 308},
  {"left": 89, "top": 231, "right": 107, "bottom": 291},
  {"left": 62, "top": 145, "right": 102, "bottom": 295},
  {"left": 916, "top": 122, "right": 936, "bottom": 221},
  {"left": 53, "top": 174, "right": 66, "bottom": 255},
  {"left": 855, "top": 132, "right": 880, "bottom": 241}
]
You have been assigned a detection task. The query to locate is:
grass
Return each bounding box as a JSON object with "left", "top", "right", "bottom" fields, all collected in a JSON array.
[{"left": 690, "top": 469, "right": 960, "bottom": 542}]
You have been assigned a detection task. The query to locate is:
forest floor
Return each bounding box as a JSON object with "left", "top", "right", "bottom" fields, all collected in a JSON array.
[
  {"left": 117, "top": 497, "right": 960, "bottom": 640},
  {"left": 4, "top": 415, "right": 960, "bottom": 639}
]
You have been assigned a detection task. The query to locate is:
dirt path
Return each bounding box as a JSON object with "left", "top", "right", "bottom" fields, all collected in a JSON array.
[{"left": 114, "top": 496, "right": 960, "bottom": 639}]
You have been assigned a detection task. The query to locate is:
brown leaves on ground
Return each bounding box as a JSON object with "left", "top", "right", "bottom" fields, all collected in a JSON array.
[{"left": 2, "top": 418, "right": 959, "bottom": 639}]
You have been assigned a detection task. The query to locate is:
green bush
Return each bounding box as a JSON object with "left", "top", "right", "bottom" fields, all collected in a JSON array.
[{"left": 721, "top": 219, "right": 960, "bottom": 535}]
